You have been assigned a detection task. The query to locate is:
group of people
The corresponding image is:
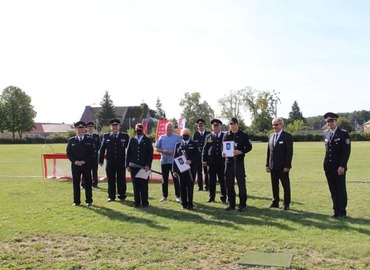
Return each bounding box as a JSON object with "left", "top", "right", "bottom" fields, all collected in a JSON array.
[{"left": 66, "top": 111, "right": 351, "bottom": 218}]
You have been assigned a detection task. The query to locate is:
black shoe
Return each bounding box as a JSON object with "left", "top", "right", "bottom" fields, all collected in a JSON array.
[
  {"left": 207, "top": 198, "right": 215, "bottom": 203},
  {"left": 188, "top": 205, "right": 194, "bottom": 210},
  {"left": 142, "top": 204, "right": 149, "bottom": 208},
  {"left": 107, "top": 198, "right": 115, "bottom": 202},
  {"left": 181, "top": 205, "right": 188, "bottom": 210},
  {"left": 72, "top": 203, "right": 81, "bottom": 206},
  {"left": 330, "top": 214, "right": 338, "bottom": 218},
  {"left": 198, "top": 187, "right": 203, "bottom": 191},
  {"left": 282, "top": 205, "right": 290, "bottom": 211},
  {"left": 237, "top": 206, "right": 246, "bottom": 212},
  {"left": 225, "top": 206, "right": 235, "bottom": 211},
  {"left": 269, "top": 203, "right": 279, "bottom": 208},
  {"left": 204, "top": 187, "right": 209, "bottom": 191}
]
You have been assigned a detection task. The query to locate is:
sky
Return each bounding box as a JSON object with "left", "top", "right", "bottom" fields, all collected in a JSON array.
[{"left": 1, "top": 0, "right": 370, "bottom": 125}]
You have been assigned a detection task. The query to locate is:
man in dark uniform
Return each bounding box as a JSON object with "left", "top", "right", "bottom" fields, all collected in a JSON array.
[
  {"left": 98, "top": 118, "right": 130, "bottom": 202},
  {"left": 266, "top": 117, "right": 293, "bottom": 211},
  {"left": 192, "top": 119, "right": 210, "bottom": 191},
  {"left": 323, "top": 112, "right": 351, "bottom": 218},
  {"left": 173, "top": 128, "right": 200, "bottom": 210},
  {"left": 223, "top": 117, "right": 252, "bottom": 212},
  {"left": 202, "top": 119, "right": 227, "bottom": 203},
  {"left": 126, "top": 123, "right": 153, "bottom": 208},
  {"left": 66, "top": 121, "right": 95, "bottom": 207},
  {"left": 86, "top": 122, "right": 101, "bottom": 188}
]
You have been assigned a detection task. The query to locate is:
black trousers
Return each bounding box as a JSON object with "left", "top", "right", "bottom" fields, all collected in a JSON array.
[
  {"left": 106, "top": 164, "right": 126, "bottom": 200},
  {"left": 72, "top": 164, "right": 92, "bottom": 204},
  {"left": 225, "top": 159, "right": 247, "bottom": 208},
  {"left": 270, "top": 168, "right": 291, "bottom": 206},
  {"left": 179, "top": 171, "right": 194, "bottom": 208},
  {"left": 324, "top": 164, "right": 347, "bottom": 216},
  {"left": 208, "top": 164, "right": 226, "bottom": 201},
  {"left": 91, "top": 156, "right": 99, "bottom": 185},
  {"left": 195, "top": 160, "right": 209, "bottom": 189},
  {"left": 131, "top": 168, "right": 149, "bottom": 207},
  {"left": 161, "top": 163, "right": 180, "bottom": 198}
]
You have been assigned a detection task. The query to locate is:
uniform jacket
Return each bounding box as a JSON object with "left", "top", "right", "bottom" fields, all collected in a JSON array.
[
  {"left": 202, "top": 132, "right": 225, "bottom": 165},
  {"left": 126, "top": 135, "right": 153, "bottom": 168},
  {"left": 266, "top": 130, "right": 293, "bottom": 170},
  {"left": 66, "top": 136, "right": 95, "bottom": 166},
  {"left": 223, "top": 130, "right": 252, "bottom": 162},
  {"left": 98, "top": 132, "right": 130, "bottom": 164},
  {"left": 193, "top": 130, "right": 211, "bottom": 154},
  {"left": 85, "top": 133, "right": 101, "bottom": 156},
  {"left": 173, "top": 139, "right": 200, "bottom": 175},
  {"left": 323, "top": 128, "right": 351, "bottom": 169}
]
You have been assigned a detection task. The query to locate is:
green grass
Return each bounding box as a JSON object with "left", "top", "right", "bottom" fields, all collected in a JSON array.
[{"left": 0, "top": 142, "right": 369, "bottom": 270}]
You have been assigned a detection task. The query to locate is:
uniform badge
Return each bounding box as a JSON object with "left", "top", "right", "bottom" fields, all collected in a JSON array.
[{"left": 345, "top": 138, "right": 350, "bottom": 144}]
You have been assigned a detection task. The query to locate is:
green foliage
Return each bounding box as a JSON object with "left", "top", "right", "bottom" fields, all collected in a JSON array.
[
  {"left": 218, "top": 89, "right": 245, "bottom": 120},
  {"left": 96, "top": 90, "right": 116, "bottom": 130},
  {"left": 286, "top": 119, "right": 308, "bottom": 135},
  {"left": 0, "top": 86, "right": 36, "bottom": 139},
  {"left": 288, "top": 100, "right": 305, "bottom": 124},
  {"left": 155, "top": 97, "right": 166, "bottom": 119},
  {"left": 337, "top": 117, "right": 353, "bottom": 132},
  {"left": 179, "top": 92, "right": 214, "bottom": 133}
]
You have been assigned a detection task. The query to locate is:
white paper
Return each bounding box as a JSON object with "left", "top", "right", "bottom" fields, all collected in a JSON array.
[
  {"left": 222, "top": 141, "right": 235, "bottom": 157},
  {"left": 135, "top": 168, "right": 151, "bottom": 179},
  {"left": 174, "top": 155, "right": 191, "bottom": 173}
]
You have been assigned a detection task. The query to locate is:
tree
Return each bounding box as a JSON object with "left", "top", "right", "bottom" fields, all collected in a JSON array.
[
  {"left": 155, "top": 97, "right": 166, "bottom": 119},
  {"left": 288, "top": 100, "right": 305, "bottom": 124},
  {"left": 337, "top": 117, "right": 353, "bottom": 133},
  {"left": 241, "top": 87, "right": 280, "bottom": 133},
  {"left": 286, "top": 119, "right": 307, "bottom": 135},
  {"left": 96, "top": 90, "right": 116, "bottom": 130},
  {"left": 218, "top": 89, "right": 244, "bottom": 120},
  {"left": 1, "top": 86, "right": 36, "bottom": 139},
  {"left": 140, "top": 103, "right": 149, "bottom": 120},
  {"left": 179, "top": 92, "right": 214, "bottom": 133}
]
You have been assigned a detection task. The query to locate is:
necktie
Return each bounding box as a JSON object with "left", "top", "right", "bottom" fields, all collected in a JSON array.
[
  {"left": 330, "top": 132, "right": 334, "bottom": 140},
  {"left": 79, "top": 137, "right": 83, "bottom": 142},
  {"left": 273, "top": 133, "right": 278, "bottom": 145}
]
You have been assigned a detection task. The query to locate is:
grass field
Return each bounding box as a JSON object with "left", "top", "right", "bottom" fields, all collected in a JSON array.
[{"left": 0, "top": 142, "right": 369, "bottom": 270}]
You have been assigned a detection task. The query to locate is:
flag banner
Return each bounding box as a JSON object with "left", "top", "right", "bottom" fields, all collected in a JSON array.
[
  {"left": 155, "top": 119, "right": 170, "bottom": 141},
  {"left": 142, "top": 117, "right": 150, "bottom": 134},
  {"left": 177, "top": 117, "right": 186, "bottom": 135}
]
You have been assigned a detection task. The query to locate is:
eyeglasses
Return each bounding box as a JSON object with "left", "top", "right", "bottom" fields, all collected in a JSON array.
[{"left": 272, "top": 124, "right": 280, "bottom": 127}]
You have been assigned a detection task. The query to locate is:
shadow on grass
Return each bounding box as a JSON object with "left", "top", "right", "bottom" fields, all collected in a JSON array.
[{"left": 87, "top": 204, "right": 169, "bottom": 230}]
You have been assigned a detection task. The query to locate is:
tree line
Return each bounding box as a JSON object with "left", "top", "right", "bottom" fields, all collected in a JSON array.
[{"left": 1, "top": 85, "right": 370, "bottom": 140}]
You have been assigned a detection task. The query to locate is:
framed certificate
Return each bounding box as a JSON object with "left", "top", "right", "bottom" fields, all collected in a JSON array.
[
  {"left": 222, "top": 141, "right": 234, "bottom": 157},
  {"left": 174, "top": 155, "right": 191, "bottom": 173}
]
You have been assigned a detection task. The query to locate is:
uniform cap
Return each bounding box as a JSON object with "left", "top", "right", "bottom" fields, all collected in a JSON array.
[
  {"left": 109, "top": 118, "right": 121, "bottom": 125},
  {"left": 210, "top": 119, "right": 222, "bottom": 125},
  {"left": 323, "top": 112, "right": 338, "bottom": 121},
  {"left": 229, "top": 117, "right": 238, "bottom": 124},
  {"left": 74, "top": 121, "right": 86, "bottom": 128},
  {"left": 86, "top": 121, "right": 95, "bottom": 127},
  {"left": 196, "top": 118, "right": 206, "bottom": 124}
]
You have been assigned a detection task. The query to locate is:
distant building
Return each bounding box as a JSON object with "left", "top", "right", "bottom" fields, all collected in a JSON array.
[
  {"left": 363, "top": 120, "right": 370, "bottom": 133},
  {"left": 0, "top": 123, "right": 74, "bottom": 139},
  {"left": 80, "top": 104, "right": 158, "bottom": 132}
]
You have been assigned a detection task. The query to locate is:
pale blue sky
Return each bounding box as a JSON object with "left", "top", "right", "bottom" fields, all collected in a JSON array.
[{"left": 1, "top": 0, "right": 369, "bottom": 124}]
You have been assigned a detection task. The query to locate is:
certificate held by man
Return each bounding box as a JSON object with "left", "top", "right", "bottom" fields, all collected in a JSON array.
[
  {"left": 222, "top": 141, "right": 235, "bottom": 157},
  {"left": 174, "top": 155, "right": 191, "bottom": 173}
]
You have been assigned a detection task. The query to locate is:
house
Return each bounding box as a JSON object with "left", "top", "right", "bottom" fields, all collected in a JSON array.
[
  {"left": 80, "top": 104, "right": 158, "bottom": 132},
  {"left": 0, "top": 123, "right": 74, "bottom": 139},
  {"left": 363, "top": 120, "right": 370, "bottom": 133}
]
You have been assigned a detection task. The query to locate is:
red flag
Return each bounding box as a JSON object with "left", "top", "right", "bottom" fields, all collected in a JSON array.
[
  {"left": 155, "top": 119, "right": 170, "bottom": 141},
  {"left": 177, "top": 117, "right": 186, "bottom": 135}
]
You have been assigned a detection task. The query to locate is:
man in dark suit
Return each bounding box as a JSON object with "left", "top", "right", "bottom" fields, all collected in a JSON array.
[
  {"left": 266, "top": 117, "right": 294, "bottom": 211},
  {"left": 202, "top": 119, "right": 227, "bottom": 203},
  {"left": 323, "top": 112, "right": 351, "bottom": 218},
  {"left": 98, "top": 118, "right": 130, "bottom": 202},
  {"left": 192, "top": 119, "right": 210, "bottom": 191},
  {"left": 223, "top": 117, "right": 252, "bottom": 212},
  {"left": 66, "top": 121, "right": 95, "bottom": 207},
  {"left": 126, "top": 123, "right": 153, "bottom": 208},
  {"left": 86, "top": 122, "right": 101, "bottom": 188}
]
